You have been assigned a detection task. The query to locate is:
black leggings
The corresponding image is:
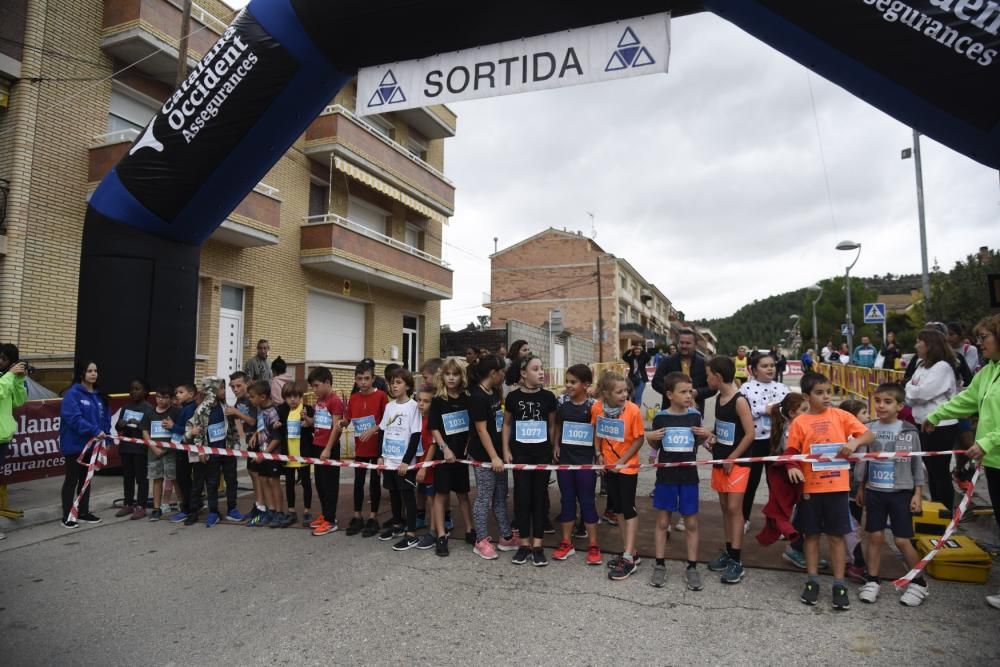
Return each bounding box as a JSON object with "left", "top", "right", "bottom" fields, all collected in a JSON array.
[
  {"left": 174, "top": 450, "right": 192, "bottom": 511},
  {"left": 742, "top": 438, "right": 771, "bottom": 521},
  {"left": 120, "top": 451, "right": 148, "bottom": 507},
  {"left": 314, "top": 444, "right": 340, "bottom": 521},
  {"left": 61, "top": 457, "right": 90, "bottom": 519},
  {"left": 354, "top": 456, "right": 381, "bottom": 513},
  {"left": 386, "top": 470, "right": 417, "bottom": 531},
  {"left": 920, "top": 424, "right": 958, "bottom": 510},
  {"left": 514, "top": 469, "right": 549, "bottom": 539},
  {"left": 986, "top": 466, "right": 1000, "bottom": 534},
  {"left": 284, "top": 466, "right": 312, "bottom": 509}
]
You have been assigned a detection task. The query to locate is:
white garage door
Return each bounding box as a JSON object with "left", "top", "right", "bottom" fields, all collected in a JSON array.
[{"left": 306, "top": 291, "right": 365, "bottom": 361}]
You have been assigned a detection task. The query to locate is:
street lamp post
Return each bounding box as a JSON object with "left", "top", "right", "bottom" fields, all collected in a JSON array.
[
  {"left": 808, "top": 284, "right": 823, "bottom": 355},
  {"left": 836, "top": 240, "right": 862, "bottom": 356}
]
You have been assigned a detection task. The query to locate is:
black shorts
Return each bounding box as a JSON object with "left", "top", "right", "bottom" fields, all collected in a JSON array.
[
  {"left": 434, "top": 461, "right": 471, "bottom": 495},
  {"left": 257, "top": 458, "right": 283, "bottom": 478},
  {"left": 605, "top": 472, "right": 638, "bottom": 521},
  {"left": 797, "top": 491, "right": 851, "bottom": 536},
  {"left": 246, "top": 457, "right": 259, "bottom": 474},
  {"left": 864, "top": 488, "right": 915, "bottom": 538}
]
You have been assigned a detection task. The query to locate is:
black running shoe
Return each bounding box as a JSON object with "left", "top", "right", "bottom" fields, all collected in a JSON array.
[
  {"left": 391, "top": 535, "right": 419, "bottom": 551},
  {"left": 800, "top": 581, "right": 820, "bottom": 606},
  {"left": 361, "top": 518, "right": 379, "bottom": 537},
  {"left": 345, "top": 517, "right": 364, "bottom": 536},
  {"left": 435, "top": 536, "right": 450, "bottom": 557},
  {"left": 832, "top": 584, "right": 850, "bottom": 611},
  {"left": 531, "top": 548, "right": 548, "bottom": 567},
  {"left": 511, "top": 546, "right": 531, "bottom": 565}
]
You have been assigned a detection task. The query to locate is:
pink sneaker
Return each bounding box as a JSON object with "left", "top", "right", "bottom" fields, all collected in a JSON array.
[
  {"left": 474, "top": 537, "right": 498, "bottom": 560},
  {"left": 497, "top": 534, "right": 518, "bottom": 552}
]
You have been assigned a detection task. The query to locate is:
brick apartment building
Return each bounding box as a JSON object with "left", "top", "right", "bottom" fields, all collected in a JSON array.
[
  {"left": 0, "top": 0, "right": 457, "bottom": 390},
  {"left": 489, "top": 228, "right": 678, "bottom": 363}
]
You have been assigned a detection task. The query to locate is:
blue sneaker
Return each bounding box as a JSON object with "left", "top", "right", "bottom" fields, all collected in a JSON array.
[
  {"left": 205, "top": 512, "right": 220, "bottom": 528},
  {"left": 225, "top": 508, "right": 245, "bottom": 523},
  {"left": 169, "top": 511, "right": 188, "bottom": 524},
  {"left": 444, "top": 514, "right": 454, "bottom": 531}
]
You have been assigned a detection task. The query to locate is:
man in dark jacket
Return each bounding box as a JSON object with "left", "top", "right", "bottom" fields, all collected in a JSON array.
[
  {"left": 622, "top": 343, "right": 651, "bottom": 406},
  {"left": 651, "top": 328, "right": 715, "bottom": 413}
]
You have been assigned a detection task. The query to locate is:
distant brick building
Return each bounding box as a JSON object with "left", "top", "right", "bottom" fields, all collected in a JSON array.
[
  {"left": 0, "top": 0, "right": 458, "bottom": 392},
  {"left": 489, "top": 228, "right": 678, "bottom": 362}
]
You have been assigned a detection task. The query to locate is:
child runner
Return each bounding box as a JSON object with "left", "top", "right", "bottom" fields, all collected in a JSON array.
[
  {"left": 335, "top": 362, "right": 388, "bottom": 537},
  {"left": 221, "top": 372, "right": 253, "bottom": 524},
  {"left": 551, "top": 364, "right": 602, "bottom": 565},
  {"left": 854, "top": 383, "right": 928, "bottom": 606},
  {"left": 416, "top": 359, "right": 443, "bottom": 529},
  {"left": 145, "top": 385, "right": 178, "bottom": 521},
  {"left": 249, "top": 380, "right": 283, "bottom": 527},
  {"left": 226, "top": 372, "right": 260, "bottom": 525},
  {"left": 115, "top": 378, "right": 153, "bottom": 520},
  {"left": 596, "top": 369, "right": 647, "bottom": 581},
  {"left": 276, "top": 381, "right": 313, "bottom": 528},
  {"left": 838, "top": 398, "right": 870, "bottom": 583},
  {"left": 502, "top": 354, "right": 558, "bottom": 567},
  {"left": 648, "top": 372, "right": 707, "bottom": 590},
  {"left": 378, "top": 367, "right": 423, "bottom": 551},
  {"left": 700, "top": 357, "right": 755, "bottom": 584},
  {"left": 166, "top": 383, "right": 197, "bottom": 523},
  {"left": 414, "top": 384, "right": 439, "bottom": 549},
  {"left": 184, "top": 377, "right": 227, "bottom": 527},
  {"left": 468, "top": 354, "right": 517, "bottom": 559},
  {"left": 428, "top": 358, "right": 476, "bottom": 557},
  {"left": 309, "top": 367, "right": 345, "bottom": 536},
  {"left": 786, "top": 372, "right": 874, "bottom": 610},
  {"left": 739, "top": 352, "right": 789, "bottom": 533}
]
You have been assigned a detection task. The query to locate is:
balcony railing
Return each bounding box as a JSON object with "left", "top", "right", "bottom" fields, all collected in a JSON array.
[
  {"left": 321, "top": 105, "right": 453, "bottom": 185},
  {"left": 305, "top": 213, "right": 449, "bottom": 268}
]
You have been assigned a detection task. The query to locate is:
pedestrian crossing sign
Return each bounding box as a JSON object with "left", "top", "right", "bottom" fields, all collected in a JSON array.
[{"left": 863, "top": 302, "right": 886, "bottom": 324}]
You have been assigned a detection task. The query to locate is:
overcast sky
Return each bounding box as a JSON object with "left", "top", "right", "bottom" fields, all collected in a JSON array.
[{"left": 226, "top": 2, "right": 997, "bottom": 326}]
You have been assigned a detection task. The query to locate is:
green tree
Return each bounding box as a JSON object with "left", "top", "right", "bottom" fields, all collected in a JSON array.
[
  {"left": 799, "top": 276, "right": 879, "bottom": 349},
  {"left": 927, "top": 248, "right": 1000, "bottom": 328}
]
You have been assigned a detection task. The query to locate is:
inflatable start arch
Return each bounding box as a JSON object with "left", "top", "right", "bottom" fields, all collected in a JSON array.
[{"left": 78, "top": 0, "right": 1000, "bottom": 389}]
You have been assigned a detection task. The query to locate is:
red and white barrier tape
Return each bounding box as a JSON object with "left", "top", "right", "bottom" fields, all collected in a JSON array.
[
  {"left": 65, "top": 438, "right": 108, "bottom": 523},
  {"left": 110, "top": 434, "right": 964, "bottom": 471},
  {"left": 893, "top": 463, "right": 983, "bottom": 589}
]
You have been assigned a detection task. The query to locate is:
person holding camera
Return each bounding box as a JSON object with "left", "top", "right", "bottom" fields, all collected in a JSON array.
[{"left": 0, "top": 344, "right": 29, "bottom": 540}]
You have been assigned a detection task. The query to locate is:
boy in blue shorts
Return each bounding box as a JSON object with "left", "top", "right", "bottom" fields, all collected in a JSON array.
[{"left": 649, "top": 372, "right": 707, "bottom": 591}]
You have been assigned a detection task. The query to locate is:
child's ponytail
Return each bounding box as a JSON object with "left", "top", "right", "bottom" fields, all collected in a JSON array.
[{"left": 770, "top": 393, "right": 806, "bottom": 455}]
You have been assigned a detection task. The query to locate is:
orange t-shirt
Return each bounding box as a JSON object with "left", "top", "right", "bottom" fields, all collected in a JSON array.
[
  {"left": 786, "top": 408, "right": 867, "bottom": 494},
  {"left": 592, "top": 401, "right": 645, "bottom": 476}
]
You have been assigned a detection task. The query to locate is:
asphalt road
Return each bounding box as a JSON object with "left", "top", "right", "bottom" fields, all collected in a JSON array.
[{"left": 3, "top": 471, "right": 999, "bottom": 667}]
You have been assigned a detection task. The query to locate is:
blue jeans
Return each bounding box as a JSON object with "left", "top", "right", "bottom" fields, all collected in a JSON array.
[{"left": 632, "top": 380, "right": 646, "bottom": 406}]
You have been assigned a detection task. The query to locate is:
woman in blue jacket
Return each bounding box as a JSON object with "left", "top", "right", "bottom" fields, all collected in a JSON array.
[{"left": 60, "top": 359, "right": 110, "bottom": 528}]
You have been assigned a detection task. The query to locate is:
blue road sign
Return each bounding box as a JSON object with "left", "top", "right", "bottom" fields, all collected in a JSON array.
[
  {"left": 841, "top": 323, "right": 855, "bottom": 336},
  {"left": 863, "top": 303, "right": 886, "bottom": 324}
]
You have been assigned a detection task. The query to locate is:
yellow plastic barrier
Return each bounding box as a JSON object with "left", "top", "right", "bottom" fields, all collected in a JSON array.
[{"left": 815, "top": 363, "right": 905, "bottom": 414}]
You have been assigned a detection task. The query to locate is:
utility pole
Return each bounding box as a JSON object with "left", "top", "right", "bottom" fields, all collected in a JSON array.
[
  {"left": 175, "top": 0, "right": 193, "bottom": 87},
  {"left": 912, "top": 129, "right": 931, "bottom": 312},
  {"left": 596, "top": 255, "right": 604, "bottom": 362}
]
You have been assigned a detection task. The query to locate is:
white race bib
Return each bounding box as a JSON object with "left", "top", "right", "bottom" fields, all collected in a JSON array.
[
  {"left": 287, "top": 420, "right": 301, "bottom": 438},
  {"left": 715, "top": 420, "right": 736, "bottom": 446},
  {"left": 442, "top": 410, "right": 470, "bottom": 436},
  {"left": 207, "top": 421, "right": 226, "bottom": 444},
  {"left": 383, "top": 437, "right": 406, "bottom": 460},
  {"left": 352, "top": 415, "right": 377, "bottom": 435},
  {"left": 150, "top": 421, "right": 170, "bottom": 439},
  {"left": 868, "top": 461, "right": 896, "bottom": 490},
  {"left": 810, "top": 443, "right": 849, "bottom": 471},
  {"left": 662, "top": 427, "right": 695, "bottom": 453},
  {"left": 515, "top": 420, "right": 547, "bottom": 444},
  {"left": 561, "top": 421, "right": 594, "bottom": 447},
  {"left": 314, "top": 408, "right": 333, "bottom": 430},
  {"left": 596, "top": 416, "right": 625, "bottom": 442}
]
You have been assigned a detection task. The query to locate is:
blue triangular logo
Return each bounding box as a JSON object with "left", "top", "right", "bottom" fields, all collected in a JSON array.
[
  {"left": 368, "top": 69, "right": 406, "bottom": 107},
  {"left": 606, "top": 27, "right": 656, "bottom": 72}
]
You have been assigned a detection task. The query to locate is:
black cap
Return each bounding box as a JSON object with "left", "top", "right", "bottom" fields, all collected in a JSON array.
[{"left": 361, "top": 357, "right": 376, "bottom": 368}]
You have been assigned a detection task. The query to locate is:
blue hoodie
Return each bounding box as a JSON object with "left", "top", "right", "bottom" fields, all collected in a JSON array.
[{"left": 59, "top": 383, "right": 111, "bottom": 455}]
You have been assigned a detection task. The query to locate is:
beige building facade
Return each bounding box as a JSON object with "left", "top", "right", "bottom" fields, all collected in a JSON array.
[{"left": 0, "top": 0, "right": 457, "bottom": 390}]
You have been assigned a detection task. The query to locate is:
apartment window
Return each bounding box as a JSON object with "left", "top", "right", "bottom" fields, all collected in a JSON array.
[
  {"left": 308, "top": 182, "right": 329, "bottom": 218},
  {"left": 404, "top": 223, "right": 422, "bottom": 250},
  {"left": 620, "top": 274, "right": 627, "bottom": 289},
  {"left": 619, "top": 305, "right": 626, "bottom": 321},
  {"left": 365, "top": 114, "right": 395, "bottom": 141},
  {"left": 347, "top": 196, "right": 388, "bottom": 236},
  {"left": 108, "top": 87, "right": 156, "bottom": 133},
  {"left": 406, "top": 134, "right": 428, "bottom": 161}
]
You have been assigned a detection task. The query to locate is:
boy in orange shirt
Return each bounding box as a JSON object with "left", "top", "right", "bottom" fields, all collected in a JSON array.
[
  {"left": 786, "top": 372, "right": 874, "bottom": 610},
  {"left": 592, "top": 369, "right": 647, "bottom": 581}
]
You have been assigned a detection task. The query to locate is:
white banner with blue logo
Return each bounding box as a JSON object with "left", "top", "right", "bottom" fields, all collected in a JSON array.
[{"left": 357, "top": 12, "right": 670, "bottom": 116}]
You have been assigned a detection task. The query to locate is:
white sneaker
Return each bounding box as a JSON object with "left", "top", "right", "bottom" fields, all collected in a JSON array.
[
  {"left": 858, "top": 581, "right": 880, "bottom": 604},
  {"left": 674, "top": 517, "right": 686, "bottom": 532},
  {"left": 743, "top": 520, "right": 751, "bottom": 535},
  {"left": 900, "top": 583, "right": 929, "bottom": 607},
  {"left": 985, "top": 591, "right": 1000, "bottom": 610}
]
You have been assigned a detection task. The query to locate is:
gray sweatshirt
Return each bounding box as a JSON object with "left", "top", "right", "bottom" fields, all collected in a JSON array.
[{"left": 854, "top": 420, "right": 924, "bottom": 492}]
